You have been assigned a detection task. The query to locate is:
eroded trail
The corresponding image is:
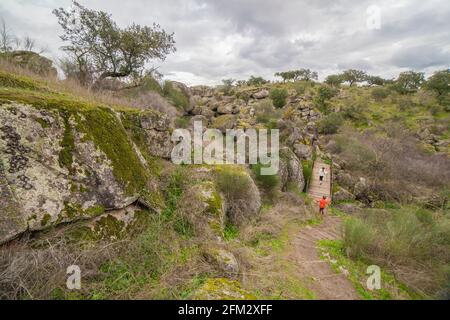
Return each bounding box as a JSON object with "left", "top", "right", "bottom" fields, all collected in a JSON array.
[{"left": 289, "top": 215, "right": 360, "bottom": 300}]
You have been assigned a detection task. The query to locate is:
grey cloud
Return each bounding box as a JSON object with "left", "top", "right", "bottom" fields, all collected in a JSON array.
[
  {"left": 390, "top": 45, "right": 449, "bottom": 69},
  {"left": 0, "top": 0, "right": 449, "bottom": 85}
]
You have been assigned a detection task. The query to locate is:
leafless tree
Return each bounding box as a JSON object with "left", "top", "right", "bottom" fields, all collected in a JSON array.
[{"left": 0, "top": 18, "right": 14, "bottom": 52}]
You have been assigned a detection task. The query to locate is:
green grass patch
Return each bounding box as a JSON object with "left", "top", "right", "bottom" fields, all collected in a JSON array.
[
  {"left": 223, "top": 222, "right": 239, "bottom": 241},
  {"left": 318, "top": 239, "right": 423, "bottom": 300}
]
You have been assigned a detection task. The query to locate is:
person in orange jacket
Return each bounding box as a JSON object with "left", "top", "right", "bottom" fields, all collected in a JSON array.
[{"left": 318, "top": 196, "right": 331, "bottom": 215}]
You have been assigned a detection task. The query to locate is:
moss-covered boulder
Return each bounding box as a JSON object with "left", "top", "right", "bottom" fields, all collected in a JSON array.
[
  {"left": 279, "top": 147, "right": 305, "bottom": 192},
  {"left": 191, "top": 278, "right": 256, "bottom": 300},
  {"left": 0, "top": 72, "right": 171, "bottom": 243},
  {"left": 211, "top": 115, "right": 237, "bottom": 132},
  {"left": 64, "top": 205, "right": 150, "bottom": 242},
  {"left": 203, "top": 247, "right": 239, "bottom": 277},
  {"left": 0, "top": 51, "right": 57, "bottom": 77},
  {"left": 215, "top": 165, "right": 261, "bottom": 226},
  {"left": 177, "top": 168, "right": 226, "bottom": 238}
]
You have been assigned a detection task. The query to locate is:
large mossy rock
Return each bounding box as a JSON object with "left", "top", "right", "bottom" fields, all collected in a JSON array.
[
  {"left": 203, "top": 247, "right": 239, "bottom": 278},
  {"left": 279, "top": 147, "right": 305, "bottom": 192},
  {"left": 177, "top": 167, "right": 227, "bottom": 239},
  {"left": 0, "top": 74, "right": 171, "bottom": 243},
  {"left": 211, "top": 114, "right": 237, "bottom": 132},
  {"left": 215, "top": 166, "right": 261, "bottom": 226}
]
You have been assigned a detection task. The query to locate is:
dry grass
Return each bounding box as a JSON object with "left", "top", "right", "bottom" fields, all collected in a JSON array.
[
  {"left": 231, "top": 192, "right": 319, "bottom": 299},
  {"left": 343, "top": 207, "right": 450, "bottom": 298},
  {"left": 327, "top": 124, "right": 450, "bottom": 204},
  {"left": 0, "top": 59, "right": 178, "bottom": 115},
  {"left": 0, "top": 238, "right": 120, "bottom": 299}
]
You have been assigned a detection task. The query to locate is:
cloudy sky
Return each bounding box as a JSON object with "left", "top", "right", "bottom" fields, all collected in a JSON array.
[{"left": 1, "top": 0, "right": 449, "bottom": 85}]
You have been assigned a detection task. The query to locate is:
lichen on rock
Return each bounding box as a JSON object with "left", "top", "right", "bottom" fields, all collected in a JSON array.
[
  {"left": 0, "top": 83, "right": 170, "bottom": 243},
  {"left": 191, "top": 278, "right": 256, "bottom": 300}
]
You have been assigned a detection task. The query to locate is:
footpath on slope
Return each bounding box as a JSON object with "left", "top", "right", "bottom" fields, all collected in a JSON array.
[
  {"left": 291, "top": 159, "right": 359, "bottom": 299},
  {"left": 289, "top": 215, "right": 359, "bottom": 299}
]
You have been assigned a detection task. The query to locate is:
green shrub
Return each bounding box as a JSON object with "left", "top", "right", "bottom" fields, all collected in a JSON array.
[
  {"left": 269, "top": 88, "right": 288, "bottom": 108},
  {"left": 216, "top": 167, "right": 252, "bottom": 203},
  {"left": 141, "top": 75, "right": 163, "bottom": 94},
  {"left": 216, "top": 167, "right": 259, "bottom": 225},
  {"left": 174, "top": 116, "right": 190, "bottom": 128},
  {"left": 301, "top": 160, "right": 313, "bottom": 191},
  {"left": 251, "top": 163, "right": 279, "bottom": 190},
  {"left": 163, "top": 81, "right": 189, "bottom": 110},
  {"left": 255, "top": 100, "right": 281, "bottom": 128},
  {"left": 314, "top": 85, "right": 338, "bottom": 113},
  {"left": 397, "top": 96, "right": 416, "bottom": 111},
  {"left": 343, "top": 218, "right": 376, "bottom": 259},
  {"left": 223, "top": 222, "right": 239, "bottom": 241},
  {"left": 371, "top": 87, "right": 389, "bottom": 101},
  {"left": 293, "top": 82, "right": 306, "bottom": 95},
  {"left": 343, "top": 207, "right": 450, "bottom": 297},
  {"left": 341, "top": 102, "right": 367, "bottom": 125},
  {"left": 317, "top": 113, "right": 343, "bottom": 134}
]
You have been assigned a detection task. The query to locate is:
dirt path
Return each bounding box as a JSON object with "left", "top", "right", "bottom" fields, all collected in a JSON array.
[{"left": 289, "top": 215, "right": 360, "bottom": 300}]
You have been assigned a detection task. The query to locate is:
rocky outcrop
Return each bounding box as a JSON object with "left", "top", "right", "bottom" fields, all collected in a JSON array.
[
  {"left": 211, "top": 114, "right": 237, "bottom": 132},
  {"left": 333, "top": 187, "right": 355, "bottom": 202},
  {"left": 170, "top": 81, "right": 195, "bottom": 113},
  {"left": 293, "top": 143, "right": 313, "bottom": 160},
  {"left": 279, "top": 147, "right": 305, "bottom": 192},
  {"left": 0, "top": 101, "right": 170, "bottom": 244},
  {"left": 216, "top": 166, "right": 261, "bottom": 226},
  {"left": 122, "top": 110, "right": 173, "bottom": 159},
  {"left": 252, "top": 89, "right": 269, "bottom": 99},
  {"left": 0, "top": 51, "right": 57, "bottom": 77},
  {"left": 203, "top": 247, "right": 239, "bottom": 278},
  {"left": 417, "top": 128, "right": 450, "bottom": 152}
]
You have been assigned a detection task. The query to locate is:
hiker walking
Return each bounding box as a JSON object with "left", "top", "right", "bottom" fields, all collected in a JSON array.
[
  {"left": 319, "top": 167, "right": 327, "bottom": 185},
  {"left": 318, "top": 196, "right": 331, "bottom": 216}
]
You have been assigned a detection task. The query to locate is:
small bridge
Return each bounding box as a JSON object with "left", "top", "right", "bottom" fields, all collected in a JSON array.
[{"left": 307, "top": 160, "right": 332, "bottom": 202}]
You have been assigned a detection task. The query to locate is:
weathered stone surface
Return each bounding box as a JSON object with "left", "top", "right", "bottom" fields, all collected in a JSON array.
[
  {"left": 252, "top": 89, "right": 269, "bottom": 99},
  {"left": 217, "top": 103, "right": 235, "bottom": 115},
  {"left": 190, "top": 115, "right": 209, "bottom": 127},
  {"left": 192, "top": 105, "right": 215, "bottom": 118},
  {"left": 293, "top": 143, "right": 312, "bottom": 160},
  {"left": 0, "top": 158, "right": 26, "bottom": 243},
  {"left": 211, "top": 115, "right": 237, "bottom": 132},
  {"left": 333, "top": 187, "right": 356, "bottom": 202},
  {"left": 64, "top": 204, "right": 149, "bottom": 241},
  {"left": 170, "top": 81, "right": 195, "bottom": 112},
  {"left": 191, "top": 278, "right": 256, "bottom": 300},
  {"left": 336, "top": 172, "right": 355, "bottom": 189},
  {"left": 0, "top": 103, "right": 165, "bottom": 243},
  {"left": 279, "top": 147, "right": 305, "bottom": 192},
  {"left": 0, "top": 51, "right": 57, "bottom": 77},
  {"left": 203, "top": 247, "right": 239, "bottom": 277},
  {"left": 353, "top": 177, "right": 368, "bottom": 198},
  {"left": 191, "top": 85, "right": 215, "bottom": 98},
  {"left": 178, "top": 177, "right": 226, "bottom": 239},
  {"left": 335, "top": 202, "right": 363, "bottom": 215}
]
